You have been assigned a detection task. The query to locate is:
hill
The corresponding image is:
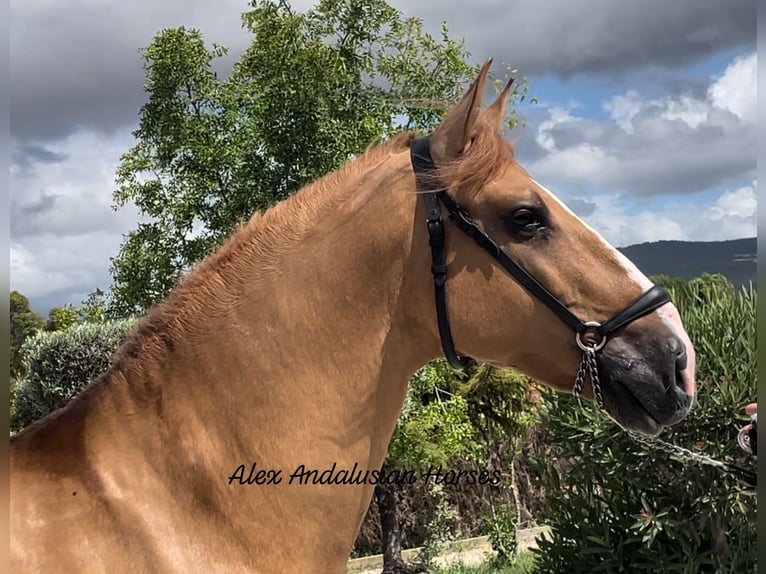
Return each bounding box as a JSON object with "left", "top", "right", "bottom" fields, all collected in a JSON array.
[{"left": 618, "top": 237, "right": 756, "bottom": 289}]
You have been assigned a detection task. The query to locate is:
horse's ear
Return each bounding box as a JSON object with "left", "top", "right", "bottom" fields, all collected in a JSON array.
[
  {"left": 430, "top": 59, "right": 492, "bottom": 164},
  {"left": 482, "top": 76, "right": 515, "bottom": 132}
]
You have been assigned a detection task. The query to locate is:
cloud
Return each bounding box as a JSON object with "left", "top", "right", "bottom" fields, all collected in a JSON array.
[
  {"left": 10, "top": 0, "right": 255, "bottom": 143},
  {"left": 565, "top": 197, "right": 598, "bottom": 217},
  {"left": 396, "top": 0, "right": 755, "bottom": 79},
  {"left": 11, "top": 131, "right": 141, "bottom": 238},
  {"left": 703, "top": 184, "right": 758, "bottom": 239},
  {"left": 12, "top": 144, "right": 69, "bottom": 170},
  {"left": 11, "top": 0, "right": 756, "bottom": 143},
  {"left": 517, "top": 52, "right": 757, "bottom": 198},
  {"left": 12, "top": 190, "right": 58, "bottom": 219},
  {"left": 582, "top": 183, "right": 757, "bottom": 247},
  {"left": 707, "top": 52, "right": 757, "bottom": 123},
  {"left": 9, "top": 3, "right": 757, "bottom": 313},
  {"left": 11, "top": 232, "right": 126, "bottom": 312},
  {"left": 10, "top": 130, "right": 142, "bottom": 310}
]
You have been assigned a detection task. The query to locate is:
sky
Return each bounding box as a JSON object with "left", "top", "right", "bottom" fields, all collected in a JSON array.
[{"left": 9, "top": 0, "right": 758, "bottom": 314}]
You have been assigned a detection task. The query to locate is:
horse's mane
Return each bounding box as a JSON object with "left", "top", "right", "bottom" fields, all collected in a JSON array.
[{"left": 110, "top": 131, "right": 419, "bottom": 376}]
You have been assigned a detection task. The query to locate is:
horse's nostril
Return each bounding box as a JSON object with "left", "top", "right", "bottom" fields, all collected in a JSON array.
[{"left": 673, "top": 343, "right": 688, "bottom": 394}]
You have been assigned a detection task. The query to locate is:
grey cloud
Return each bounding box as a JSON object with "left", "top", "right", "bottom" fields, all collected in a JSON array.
[
  {"left": 12, "top": 145, "right": 69, "bottom": 168},
  {"left": 11, "top": 0, "right": 756, "bottom": 144},
  {"left": 396, "top": 0, "right": 755, "bottom": 79},
  {"left": 11, "top": 230, "right": 129, "bottom": 311},
  {"left": 636, "top": 71, "right": 710, "bottom": 101},
  {"left": 11, "top": 183, "right": 140, "bottom": 240},
  {"left": 566, "top": 197, "right": 598, "bottom": 217},
  {"left": 12, "top": 190, "right": 58, "bottom": 220},
  {"left": 527, "top": 106, "right": 755, "bottom": 198},
  {"left": 545, "top": 120, "right": 614, "bottom": 150},
  {"left": 10, "top": 0, "right": 253, "bottom": 143}
]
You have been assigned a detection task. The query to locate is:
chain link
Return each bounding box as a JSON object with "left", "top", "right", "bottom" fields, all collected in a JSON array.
[
  {"left": 627, "top": 430, "right": 725, "bottom": 469},
  {"left": 573, "top": 347, "right": 604, "bottom": 410},
  {"left": 571, "top": 342, "right": 755, "bottom": 484}
]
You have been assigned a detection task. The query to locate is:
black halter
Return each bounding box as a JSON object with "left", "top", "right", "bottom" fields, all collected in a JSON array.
[{"left": 409, "top": 136, "right": 672, "bottom": 371}]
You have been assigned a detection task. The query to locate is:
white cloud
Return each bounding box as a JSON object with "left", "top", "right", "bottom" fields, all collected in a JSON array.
[
  {"left": 535, "top": 107, "right": 578, "bottom": 151},
  {"left": 659, "top": 95, "right": 709, "bottom": 129},
  {"left": 602, "top": 52, "right": 756, "bottom": 135},
  {"left": 576, "top": 182, "right": 758, "bottom": 247},
  {"left": 11, "top": 232, "right": 125, "bottom": 304},
  {"left": 579, "top": 195, "right": 687, "bottom": 247},
  {"left": 525, "top": 52, "right": 756, "bottom": 199},
  {"left": 708, "top": 52, "right": 757, "bottom": 123},
  {"left": 710, "top": 184, "right": 757, "bottom": 220},
  {"left": 602, "top": 89, "right": 643, "bottom": 133}
]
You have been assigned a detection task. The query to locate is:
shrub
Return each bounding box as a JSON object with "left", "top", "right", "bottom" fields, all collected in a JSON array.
[
  {"left": 13, "top": 318, "right": 136, "bottom": 431},
  {"left": 529, "top": 275, "right": 757, "bottom": 573}
]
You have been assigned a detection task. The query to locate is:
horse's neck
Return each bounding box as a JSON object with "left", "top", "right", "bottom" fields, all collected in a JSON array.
[{"left": 78, "top": 148, "right": 438, "bottom": 554}]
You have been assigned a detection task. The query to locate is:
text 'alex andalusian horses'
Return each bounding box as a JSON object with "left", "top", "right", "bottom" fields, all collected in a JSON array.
[{"left": 10, "top": 60, "right": 696, "bottom": 573}]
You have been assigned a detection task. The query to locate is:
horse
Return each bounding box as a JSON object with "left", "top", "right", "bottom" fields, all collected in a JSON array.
[{"left": 10, "top": 60, "right": 696, "bottom": 573}]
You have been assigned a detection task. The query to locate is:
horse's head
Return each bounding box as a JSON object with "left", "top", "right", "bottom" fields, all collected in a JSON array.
[{"left": 415, "top": 60, "right": 695, "bottom": 435}]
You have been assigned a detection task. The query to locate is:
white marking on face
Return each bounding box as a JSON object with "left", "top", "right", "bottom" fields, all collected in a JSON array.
[{"left": 529, "top": 177, "right": 696, "bottom": 399}]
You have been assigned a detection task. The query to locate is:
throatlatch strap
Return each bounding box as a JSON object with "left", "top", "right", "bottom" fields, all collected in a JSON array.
[{"left": 422, "top": 191, "right": 472, "bottom": 370}]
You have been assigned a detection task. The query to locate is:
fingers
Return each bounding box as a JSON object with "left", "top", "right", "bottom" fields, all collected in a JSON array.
[{"left": 745, "top": 403, "right": 757, "bottom": 416}]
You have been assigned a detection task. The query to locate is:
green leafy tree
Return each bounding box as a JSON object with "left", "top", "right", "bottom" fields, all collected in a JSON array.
[
  {"left": 79, "top": 288, "right": 108, "bottom": 324},
  {"left": 11, "top": 291, "right": 45, "bottom": 352},
  {"left": 109, "top": 0, "right": 527, "bottom": 317},
  {"left": 12, "top": 319, "right": 137, "bottom": 432},
  {"left": 377, "top": 361, "right": 539, "bottom": 572},
  {"left": 378, "top": 361, "right": 480, "bottom": 573},
  {"left": 44, "top": 305, "right": 79, "bottom": 332},
  {"left": 10, "top": 291, "right": 46, "bottom": 424},
  {"left": 10, "top": 290, "right": 45, "bottom": 380}
]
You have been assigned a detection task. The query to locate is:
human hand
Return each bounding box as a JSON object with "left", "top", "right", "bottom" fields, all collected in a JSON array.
[{"left": 738, "top": 403, "right": 757, "bottom": 455}]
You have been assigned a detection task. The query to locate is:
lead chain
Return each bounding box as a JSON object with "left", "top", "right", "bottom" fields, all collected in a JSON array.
[
  {"left": 573, "top": 347, "right": 743, "bottom": 475},
  {"left": 573, "top": 346, "right": 605, "bottom": 410}
]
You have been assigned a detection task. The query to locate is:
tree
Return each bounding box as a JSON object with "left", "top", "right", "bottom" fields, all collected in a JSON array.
[
  {"left": 109, "top": 0, "right": 534, "bottom": 564},
  {"left": 44, "top": 305, "right": 79, "bottom": 332},
  {"left": 378, "top": 361, "right": 539, "bottom": 572},
  {"left": 379, "top": 361, "right": 480, "bottom": 573},
  {"left": 10, "top": 291, "right": 45, "bottom": 378},
  {"left": 79, "top": 288, "right": 108, "bottom": 324},
  {"left": 10, "top": 291, "right": 46, "bottom": 426},
  {"left": 12, "top": 319, "right": 137, "bottom": 432},
  {"left": 109, "top": 0, "right": 526, "bottom": 317}
]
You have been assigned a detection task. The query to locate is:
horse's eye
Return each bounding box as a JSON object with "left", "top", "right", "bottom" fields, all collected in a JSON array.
[{"left": 507, "top": 208, "right": 544, "bottom": 233}]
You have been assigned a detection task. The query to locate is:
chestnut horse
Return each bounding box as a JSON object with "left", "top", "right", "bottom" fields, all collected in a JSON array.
[{"left": 10, "top": 61, "right": 696, "bottom": 573}]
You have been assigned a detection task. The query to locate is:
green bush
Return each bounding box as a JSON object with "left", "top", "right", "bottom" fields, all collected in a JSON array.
[
  {"left": 529, "top": 274, "right": 757, "bottom": 573},
  {"left": 13, "top": 318, "right": 136, "bottom": 431}
]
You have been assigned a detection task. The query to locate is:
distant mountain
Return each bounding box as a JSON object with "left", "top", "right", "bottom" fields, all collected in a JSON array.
[{"left": 618, "top": 237, "right": 756, "bottom": 289}]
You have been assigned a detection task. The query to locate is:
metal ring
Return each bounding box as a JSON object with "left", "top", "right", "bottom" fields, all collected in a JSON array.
[
  {"left": 737, "top": 427, "right": 752, "bottom": 454},
  {"left": 576, "top": 321, "right": 607, "bottom": 352}
]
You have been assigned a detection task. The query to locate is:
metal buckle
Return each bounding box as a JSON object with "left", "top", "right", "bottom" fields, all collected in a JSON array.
[{"left": 576, "top": 321, "right": 607, "bottom": 352}]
